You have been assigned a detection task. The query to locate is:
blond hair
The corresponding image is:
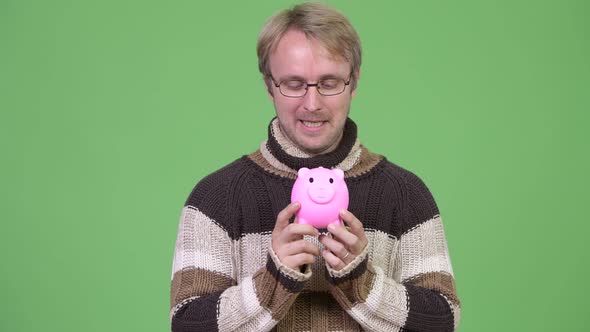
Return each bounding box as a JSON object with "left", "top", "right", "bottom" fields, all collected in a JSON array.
[{"left": 257, "top": 2, "right": 362, "bottom": 91}]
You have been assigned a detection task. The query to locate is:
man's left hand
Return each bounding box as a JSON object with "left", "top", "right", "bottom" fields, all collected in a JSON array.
[{"left": 318, "top": 209, "right": 368, "bottom": 271}]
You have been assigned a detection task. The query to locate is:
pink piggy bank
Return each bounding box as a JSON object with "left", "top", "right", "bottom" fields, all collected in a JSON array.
[{"left": 291, "top": 167, "right": 349, "bottom": 229}]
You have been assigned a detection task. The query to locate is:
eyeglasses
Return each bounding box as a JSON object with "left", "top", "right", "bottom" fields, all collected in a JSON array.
[{"left": 271, "top": 72, "right": 353, "bottom": 98}]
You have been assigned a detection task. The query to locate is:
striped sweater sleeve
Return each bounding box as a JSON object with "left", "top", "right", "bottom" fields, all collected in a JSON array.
[
  {"left": 170, "top": 173, "right": 311, "bottom": 332},
  {"left": 325, "top": 172, "right": 461, "bottom": 332}
]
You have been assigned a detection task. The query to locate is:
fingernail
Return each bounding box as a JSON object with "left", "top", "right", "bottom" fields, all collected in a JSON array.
[
  {"left": 328, "top": 224, "right": 335, "bottom": 232},
  {"left": 339, "top": 209, "right": 346, "bottom": 216},
  {"left": 293, "top": 202, "right": 300, "bottom": 208}
]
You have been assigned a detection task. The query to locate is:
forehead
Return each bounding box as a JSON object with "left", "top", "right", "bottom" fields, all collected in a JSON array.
[{"left": 269, "top": 29, "right": 349, "bottom": 80}]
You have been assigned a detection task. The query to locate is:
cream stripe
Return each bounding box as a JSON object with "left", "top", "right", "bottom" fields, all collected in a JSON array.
[
  {"left": 236, "top": 230, "right": 405, "bottom": 290},
  {"left": 171, "top": 216, "right": 433, "bottom": 291},
  {"left": 272, "top": 118, "right": 313, "bottom": 158},
  {"left": 238, "top": 232, "right": 273, "bottom": 278},
  {"left": 218, "top": 276, "right": 277, "bottom": 332},
  {"left": 335, "top": 139, "right": 362, "bottom": 171},
  {"left": 350, "top": 265, "right": 406, "bottom": 331},
  {"left": 171, "top": 206, "right": 234, "bottom": 279},
  {"left": 238, "top": 232, "right": 316, "bottom": 286},
  {"left": 260, "top": 141, "right": 296, "bottom": 174},
  {"left": 366, "top": 230, "right": 400, "bottom": 281},
  {"left": 443, "top": 294, "right": 461, "bottom": 331},
  {"left": 398, "top": 215, "right": 454, "bottom": 281}
]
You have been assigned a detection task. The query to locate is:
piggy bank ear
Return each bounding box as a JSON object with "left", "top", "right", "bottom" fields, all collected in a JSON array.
[
  {"left": 332, "top": 168, "right": 344, "bottom": 180},
  {"left": 298, "top": 168, "right": 310, "bottom": 178}
]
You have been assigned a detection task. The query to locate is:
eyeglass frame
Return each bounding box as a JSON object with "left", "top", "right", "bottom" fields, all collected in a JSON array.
[{"left": 269, "top": 72, "right": 354, "bottom": 98}]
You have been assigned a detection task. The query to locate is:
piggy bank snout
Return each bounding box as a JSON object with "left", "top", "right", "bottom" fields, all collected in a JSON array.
[{"left": 308, "top": 185, "right": 335, "bottom": 204}]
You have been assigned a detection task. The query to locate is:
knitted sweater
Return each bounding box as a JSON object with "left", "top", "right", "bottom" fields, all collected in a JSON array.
[{"left": 170, "top": 118, "right": 461, "bottom": 331}]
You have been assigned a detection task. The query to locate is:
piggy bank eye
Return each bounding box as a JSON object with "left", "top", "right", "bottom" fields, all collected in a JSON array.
[
  {"left": 309, "top": 177, "right": 314, "bottom": 183},
  {"left": 329, "top": 178, "right": 334, "bottom": 184}
]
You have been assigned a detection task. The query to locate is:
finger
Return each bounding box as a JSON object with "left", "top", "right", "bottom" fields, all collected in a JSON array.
[
  {"left": 275, "top": 202, "right": 301, "bottom": 231},
  {"left": 339, "top": 210, "right": 369, "bottom": 251},
  {"left": 327, "top": 223, "right": 358, "bottom": 250},
  {"left": 281, "top": 239, "right": 321, "bottom": 257},
  {"left": 318, "top": 234, "right": 348, "bottom": 258},
  {"left": 339, "top": 209, "right": 365, "bottom": 237},
  {"left": 322, "top": 249, "right": 345, "bottom": 271},
  {"left": 283, "top": 253, "right": 316, "bottom": 269},
  {"left": 279, "top": 223, "right": 319, "bottom": 242}
]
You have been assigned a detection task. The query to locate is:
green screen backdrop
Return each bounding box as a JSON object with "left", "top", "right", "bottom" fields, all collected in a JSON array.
[{"left": 1, "top": 0, "right": 588, "bottom": 331}]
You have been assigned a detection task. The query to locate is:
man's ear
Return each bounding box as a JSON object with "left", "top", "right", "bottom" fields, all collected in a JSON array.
[{"left": 351, "top": 70, "right": 360, "bottom": 98}]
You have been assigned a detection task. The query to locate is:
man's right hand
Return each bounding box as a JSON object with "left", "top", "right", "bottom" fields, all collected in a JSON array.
[{"left": 271, "top": 202, "right": 320, "bottom": 270}]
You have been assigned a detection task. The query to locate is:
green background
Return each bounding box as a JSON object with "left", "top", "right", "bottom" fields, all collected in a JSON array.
[{"left": 1, "top": 0, "right": 588, "bottom": 331}]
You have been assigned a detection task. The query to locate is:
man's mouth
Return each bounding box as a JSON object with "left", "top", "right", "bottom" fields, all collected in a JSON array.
[{"left": 300, "top": 120, "right": 325, "bottom": 128}]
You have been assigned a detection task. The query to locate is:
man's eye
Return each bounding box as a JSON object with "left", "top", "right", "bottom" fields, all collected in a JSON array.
[
  {"left": 284, "top": 81, "right": 305, "bottom": 90},
  {"left": 319, "top": 79, "right": 339, "bottom": 89}
]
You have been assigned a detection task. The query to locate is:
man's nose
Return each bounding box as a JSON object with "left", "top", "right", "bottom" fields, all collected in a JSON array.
[{"left": 303, "top": 86, "right": 321, "bottom": 112}]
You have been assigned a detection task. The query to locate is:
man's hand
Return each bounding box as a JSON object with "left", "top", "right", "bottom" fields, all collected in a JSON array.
[
  {"left": 319, "top": 209, "right": 368, "bottom": 271},
  {"left": 272, "top": 202, "right": 321, "bottom": 270}
]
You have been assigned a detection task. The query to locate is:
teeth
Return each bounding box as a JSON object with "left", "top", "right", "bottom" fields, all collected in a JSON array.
[{"left": 302, "top": 121, "right": 323, "bottom": 128}]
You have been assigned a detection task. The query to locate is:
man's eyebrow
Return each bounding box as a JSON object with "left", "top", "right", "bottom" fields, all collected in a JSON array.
[
  {"left": 318, "top": 74, "right": 341, "bottom": 80},
  {"left": 277, "top": 75, "right": 306, "bottom": 81},
  {"left": 278, "top": 74, "right": 345, "bottom": 81}
]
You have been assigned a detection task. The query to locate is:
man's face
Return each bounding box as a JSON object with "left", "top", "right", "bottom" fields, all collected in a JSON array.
[{"left": 267, "top": 29, "right": 358, "bottom": 156}]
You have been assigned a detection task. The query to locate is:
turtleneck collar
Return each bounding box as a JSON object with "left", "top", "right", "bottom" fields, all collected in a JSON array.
[{"left": 264, "top": 117, "right": 360, "bottom": 171}]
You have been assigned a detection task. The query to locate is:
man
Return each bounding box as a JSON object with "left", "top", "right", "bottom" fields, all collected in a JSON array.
[{"left": 170, "top": 3, "right": 460, "bottom": 331}]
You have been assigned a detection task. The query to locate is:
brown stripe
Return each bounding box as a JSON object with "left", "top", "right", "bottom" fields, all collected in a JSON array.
[
  {"left": 247, "top": 150, "right": 296, "bottom": 179},
  {"left": 328, "top": 262, "right": 376, "bottom": 310},
  {"left": 275, "top": 294, "right": 311, "bottom": 331},
  {"left": 404, "top": 271, "right": 460, "bottom": 307},
  {"left": 275, "top": 292, "right": 363, "bottom": 331},
  {"left": 310, "top": 292, "right": 331, "bottom": 331},
  {"left": 170, "top": 267, "right": 234, "bottom": 309},
  {"left": 248, "top": 146, "right": 382, "bottom": 180},
  {"left": 252, "top": 267, "right": 301, "bottom": 321},
  {"left": 345, "top": 146, "right": 383, "bottom": 178}
]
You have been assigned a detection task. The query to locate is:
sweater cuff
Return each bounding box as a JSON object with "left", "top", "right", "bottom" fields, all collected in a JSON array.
[
  {"left": 325, "top": 244, "right": 374, "bottom": 306},
  {"left": 268, "top": 245, "right": 312, "bottom": 282},
  {"left": 325, "top": 242, "right": 370, "bottom": 280},
  {"left": 251, "top": 247, "right": 311, "bottom": 322}
]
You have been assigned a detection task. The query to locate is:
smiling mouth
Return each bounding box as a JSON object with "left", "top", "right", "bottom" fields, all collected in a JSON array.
[{"left": 301, "top": 120, "right": 325, "bottom": 128}]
